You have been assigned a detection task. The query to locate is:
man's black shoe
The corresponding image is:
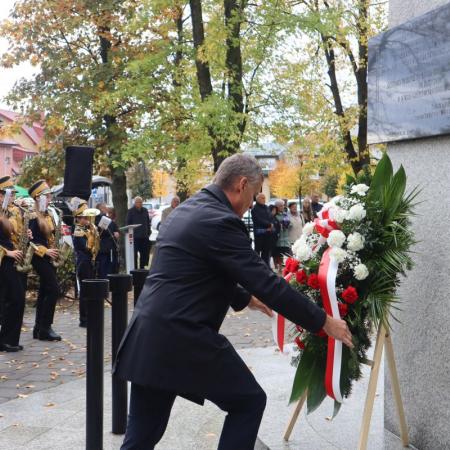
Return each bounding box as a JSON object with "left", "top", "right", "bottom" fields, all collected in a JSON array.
[
  {"left": 0, "top": 343, "right": 23, "bottom": 352},
  {"left": 38, "top": 328, "right": 62, "bottom": 341}
]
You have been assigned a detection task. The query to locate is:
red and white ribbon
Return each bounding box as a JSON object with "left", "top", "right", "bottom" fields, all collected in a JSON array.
[
  {"left": 272, "top": 272, "right": 293, "bottom": 354},
  {"left": 318, "top": 248, "right": 343, "bottom": 403},
  {"left": 314, "top": 206, "right": 339, "bottom": 239}
]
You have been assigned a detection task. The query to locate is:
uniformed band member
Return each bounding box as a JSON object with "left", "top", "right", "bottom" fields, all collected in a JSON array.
[
  {"left": 0, "top": 176, "right": 25, "bottom": 352},
  {"left": 28, "top": 180, "right": 61, "bottom": 341},
  {"left": 71, "top": 198, "right": 100, "bottom": 327}
]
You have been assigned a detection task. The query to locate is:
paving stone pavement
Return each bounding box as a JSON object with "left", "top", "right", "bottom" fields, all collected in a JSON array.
[{"left": 0, "top": 294, "right": 274, "bottom": 404}]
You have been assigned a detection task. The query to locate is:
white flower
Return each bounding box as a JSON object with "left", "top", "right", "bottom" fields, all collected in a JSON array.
[
  {"left": 348, "top": 204, "right": 367, "bottom": 221},
  {"left": 295, "top": 241, "right": 313, "bottom": 262},
  {"left": 302, "top": 222, "right": 315, "bottom": 236},
  {"left": 330, "top": 196, "right": 343, "bottom": 206},
  {"left": 334, "top": 208, "right": 349, "bottom": 224},
  {"left": 351, "top": 184, "right": 370, "bottom": 196},
  {"left": 327, "top": 230, "right": 346, "bottom": 248},
  {"left": 293, "top": 235, "right": 313, "bottom": 261},
  {"left": 347, "top": 232, "right": 365, "bottom": 252},
  {"left": 330, "top": 247, "right": 347, "bottom": 263},
  {"left": 354, "top": 263, "right": 369, "bottom": 280}
]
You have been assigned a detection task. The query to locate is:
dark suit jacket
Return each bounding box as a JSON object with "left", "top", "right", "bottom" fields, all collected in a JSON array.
[
  {"left": 251, "top": 202, "right": 272, "bottom": 233},
  {"left": 126, "top": 206, "right": 150, "bottom": 239},
  {"left": 114, "top": 184, "right": 326, "bottom": 402}
]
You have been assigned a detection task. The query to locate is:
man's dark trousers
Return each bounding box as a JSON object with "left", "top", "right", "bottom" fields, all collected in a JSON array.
[
  {"left": 121, "top": 378, "right": 266, "bottom": 450},
  {"left": 134, "top": 238, "right": 150, "bottom": 269},
  {"left": 254, "top": 233, "right": 272, "bottom": 266}
]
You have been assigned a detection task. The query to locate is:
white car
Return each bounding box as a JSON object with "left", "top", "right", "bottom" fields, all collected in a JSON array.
[{"left": 149, "top": 204, "right": 170, "bottom": 242}]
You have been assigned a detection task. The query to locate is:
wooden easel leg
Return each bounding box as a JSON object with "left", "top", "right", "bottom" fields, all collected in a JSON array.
[
  {"left": 385, "top": 333, "right": 409, "bottom": 447},
  {"left": 357, "top": 325, "right": 386, "bottom": 450},
  {"left": 283, "top": 392, "right": 307, "bottom": 441}
]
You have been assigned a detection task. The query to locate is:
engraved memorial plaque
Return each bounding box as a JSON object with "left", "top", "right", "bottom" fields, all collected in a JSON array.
[{"left": 368, "top": 4, "right": 450, "bottom": 144}]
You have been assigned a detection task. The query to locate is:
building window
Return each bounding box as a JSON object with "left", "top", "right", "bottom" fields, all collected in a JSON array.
[{"left": 4, "top": 156, "right": 10, "bottom": 165}]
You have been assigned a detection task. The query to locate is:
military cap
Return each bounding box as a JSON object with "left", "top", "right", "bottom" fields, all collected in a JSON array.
[
  {"left": 0, "top": 176, "right": 17, "bottom": 192},
  {"left": 28, "top": 180, "right": 51, "bottom": 199}
]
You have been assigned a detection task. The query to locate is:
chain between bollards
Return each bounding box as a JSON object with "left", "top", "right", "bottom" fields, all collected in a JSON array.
[
  {"left": 130, "top": 269, "right": 149, "bottom": 306},
  {"left": 108, "top": 274, "right": 133, "bottom": 435},
  {"left": 84, "top": 278, "right": 109, "bottom": 450}
]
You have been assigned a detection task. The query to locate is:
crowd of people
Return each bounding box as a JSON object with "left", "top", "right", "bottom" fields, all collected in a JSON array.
[
  {"left": 251, "top": 193, "right": 323, "bottom": 271},
  {"left": 0, "top": 176, "right": 126, "bottom": 351}
]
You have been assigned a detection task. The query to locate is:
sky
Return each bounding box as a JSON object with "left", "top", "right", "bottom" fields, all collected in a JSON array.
[{"left": 0, "top": 0, "right": 37, "bottom": 110}]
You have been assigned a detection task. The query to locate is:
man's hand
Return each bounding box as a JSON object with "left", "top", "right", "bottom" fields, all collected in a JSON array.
[
  {"left": 113, "top": 231, "right": 120, "bottom": 239},
  {"left": 248, "top": 296, "right": 273, "bottom": 318},
  {"left": 6, "top": 250, "right": 23, "bottom": 263},
  {"left": 46, "top": 248, "right": 59, "bottom": 260},
  {"left": 27, "top": 229, "right": 33, "bottom": 240},
  {"left": 323, "top": 315, "right": 354, "bottom": 348}
]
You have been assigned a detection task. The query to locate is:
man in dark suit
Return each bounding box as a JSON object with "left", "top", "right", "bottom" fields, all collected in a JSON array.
[
  {"left": 126, "top": 197, "right": 151, "bottom": 268},
  {"left": 251, "top": 193, "right": 273, "bottom": 266},
  {"left": 114, "top": 154, "right": 352, "bottom": 450}
]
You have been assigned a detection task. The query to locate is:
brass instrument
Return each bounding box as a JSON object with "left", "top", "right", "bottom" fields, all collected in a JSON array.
[
  {"left": 50, "top": 207, "right": 72, "bottom": 268},
  {"left": 83, "top": 208, "right": 100, "bottom": 262},
  {"left": 15, "top": 205, "right": 34, "bottom": 273}
]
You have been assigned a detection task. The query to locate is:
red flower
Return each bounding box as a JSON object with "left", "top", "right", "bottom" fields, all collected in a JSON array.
[
  {"left": 282, "top": 268, "right": 290, "bottom": 277},
  {"left": 307, "top": 273, "right": 320, "bottom": 290},
  {"left": 316, "top": 329, "right": 327, "bottom": 338},
  {"left": 295, "top": 270, "right": 308, "bottom": 284},
  {"left": 285, "top": 257, "right": 299, "bottom": 273},
  {"left": 295, "top": 337, "right": 305, "bottom": 349},
  {"left": 295, "top": 325, "right": 303, "bottom": 333},
  {"left": 342, "top": 286, "right": 358, "bottom": 304},
  {"left": 338, "top": 302, "right": 349, "bottom": 317}
]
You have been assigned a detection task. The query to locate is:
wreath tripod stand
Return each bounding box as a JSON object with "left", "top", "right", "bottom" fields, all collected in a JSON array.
[{"left": 283, "top": 325, "right": 410, "bottom": 450}]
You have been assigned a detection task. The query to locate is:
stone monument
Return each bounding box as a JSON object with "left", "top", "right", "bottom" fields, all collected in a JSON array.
[{"left": 368, "top": 1, "right": 450, "bottom": 449}]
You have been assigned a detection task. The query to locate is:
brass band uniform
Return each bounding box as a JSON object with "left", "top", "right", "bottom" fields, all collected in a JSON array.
[
  {"left": 28, "top": 180, "right": 61, "bottom": 341},
  {"left": 72, "top": 199, "right": 99, "bottom": 327},
  {"left": 0, "top": 176, "right": 25, "bottom": 352}
]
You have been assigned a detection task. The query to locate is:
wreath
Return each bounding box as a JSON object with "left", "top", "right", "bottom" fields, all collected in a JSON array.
[{"left": 284, "top": 154, "right": 417, "bottom": 417}]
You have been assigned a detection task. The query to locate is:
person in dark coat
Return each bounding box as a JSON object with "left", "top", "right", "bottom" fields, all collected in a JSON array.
[
  {"left": 251, "top": 193, "right": 273, "bottom": 266},
  {"left": 126, "top": 197, "right": 151, "bottom": 269},
  {"left": 311, "top": 193, "right": 323, "bottom": 218},
  {"left": 71, "top": 199, "right": 100, "bottom": 327},
  {"left": 28, "top": 180, "right": 61, "bottom": 342},
  {"left": 114, "top": 154, "right": 353, "bottom": 450},
  {"left": 95, "top": 202, "right": 119, "bottom": 278},
  {"left": 0, "top": 177, "right": 25, "bottom": 352}
]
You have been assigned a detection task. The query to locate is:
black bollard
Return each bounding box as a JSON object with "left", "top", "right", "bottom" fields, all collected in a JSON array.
[
  {"left": 84, "top": 279, "right": 109, "bottom": 450},
  {"left": 130, "top": 269, "right": 149, "bottom": 306},
  {"left": 108, "top": 274, "right": 133, "bottom": 435}
]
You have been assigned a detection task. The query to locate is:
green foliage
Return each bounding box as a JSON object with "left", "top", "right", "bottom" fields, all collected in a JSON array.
[
  {"left": 127, "top": 162, "right": 152, "bottom": 200},
  {"left": 18, "top": 146, "right": 65, "bottom": 188},
  {"left": 322, "top": 174, "right": 339, "bottom": 198}
]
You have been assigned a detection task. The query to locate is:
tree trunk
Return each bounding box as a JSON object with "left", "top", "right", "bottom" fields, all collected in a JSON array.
[
  {"left": 98, "top": 27, "right": 128, "bottom": 264},
  {"left": 190, "top": 0, "right": 213, "bottom": 101},
  {"left": 355, "top": 0, "right": 370, "bottom": 171},
  {"left": 321, "top": 35, "right": 359, "bottom": 173},
  {"left": 190, "top": 0, "right": 228, "bottom": 171},
  {"left": 109, "top": 168, "right": 128, "bottom": 228},
  {"left": 224, "top": 0, "right": 246, "bottom": 142}
]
